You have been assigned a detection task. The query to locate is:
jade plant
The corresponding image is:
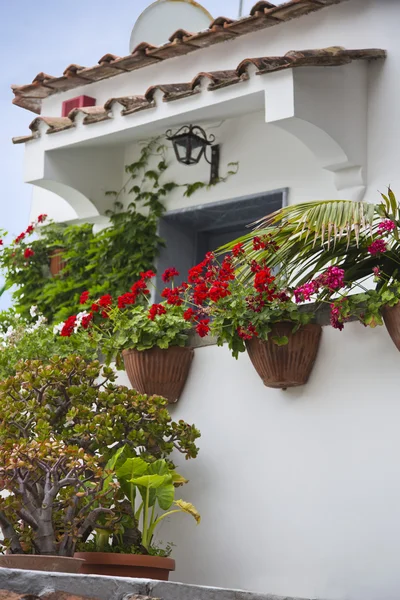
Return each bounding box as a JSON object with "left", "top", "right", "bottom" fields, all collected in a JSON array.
[{"left": 0, "top": 356, "right": 200, "bottom": 555}]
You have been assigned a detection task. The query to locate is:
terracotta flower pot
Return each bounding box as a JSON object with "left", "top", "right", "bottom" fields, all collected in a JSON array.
[
  {"left": 382, "top": 302, "right": 400, "bottom": 351},
  {"left": 245, "top": 322, "right": 322, "bottom": 389},
  {"left": 49, "top": 248, "right": 66, "bottom": 276},
  {"left": 0, "top": 554, "right": 84, "bottom": 573},
  {"left": 74, "top": 552, "right": 175, "bottom": 580},
  {"left": 122, "top": 346, "right": 194, "bottom": 404}
]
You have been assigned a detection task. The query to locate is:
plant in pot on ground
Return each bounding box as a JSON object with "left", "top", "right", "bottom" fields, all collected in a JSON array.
[
  {"left": 0, "top": 355, "right": 200, "bottom": 574},
  {"left": 60, "top": 268, "right": 194, "bottom": 403},
  {"left": 76, "top": 450, "right": 200, "bottom": 579}
]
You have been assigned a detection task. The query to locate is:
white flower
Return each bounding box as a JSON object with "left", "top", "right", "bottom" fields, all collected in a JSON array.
[
  {"left": 53, "top": 322, "right": 64, "bottom": 335},
  {"left": 73, "top": 311, "right": 89, "bottom": 334},
  {"left": 30, "top": 305, "right": 38, "bottom": 318}
]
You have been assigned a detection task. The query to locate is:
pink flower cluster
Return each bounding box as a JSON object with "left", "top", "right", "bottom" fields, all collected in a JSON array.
[
  {"left": 294, "top": 281, "right": 319, "bottom": 303},
  {"left": 377, "top": 219, "right": 396, "bottom": 235},
  {"left": 330, "top": 303, "right": 344, "bottom": 331},
  {"left": 294, "top": 266, "right": 345, "bottom": 303},
  {"left": 367, "top": 239, "right": 387, "bottom": 255}
]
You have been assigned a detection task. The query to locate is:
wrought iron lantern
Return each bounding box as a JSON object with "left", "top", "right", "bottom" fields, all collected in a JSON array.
[{"left": 166, "top": 124, "right": 220, "bottom": 184}]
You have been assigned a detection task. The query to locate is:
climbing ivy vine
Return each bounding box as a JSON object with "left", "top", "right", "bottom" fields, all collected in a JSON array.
[{"left": 0, "top": 138, "right": 238, "bottom": 323}]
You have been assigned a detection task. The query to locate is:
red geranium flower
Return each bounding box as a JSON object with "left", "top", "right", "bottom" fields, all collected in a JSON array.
[
  {"left": 193, "top": 283, "right": 209, "bottom": 305},
  {"left": 98, "top": 294, "right": 112, "bottom": 308},
  {"left": 91, "top": 303, "right": 99, "bottom": 313},
  {"left": 161, "top": 287, "right": 183, "bottom": 306},
  {"left": 118, "top": 292, "right": 136, "bottom": 309},
  {"left": 14, "top": 233, "right": 25, "bottom": 244},
  {"left": 219, "top": 257, "right": 235, "bottom": 282},
  {"left": 37, "top": 214, "right": 48, "bottom": 223},
  {"left": 24, "top": 248, "right": 34, "bottom": 259},
  {"left": 148, "top": 304, "right": 167, "bottom": 320},
  {"left": 79, "top": 291, "right": 90, "bottom": 304},
  {"left": 196, "top": 318, "right": 210, "bottom": 338},
  {"left": 208, "top": 281, "right": 230, "bottom": 302},
  {"left": 131, "top": 279, "right": 149, "bottom": 296},
  {"left": 0, "top": 240, "right": 3, "bottom": 246},
  {"left": 81, "top": 313, "right": 93, "bottom": 329},
  {"left": 188, "top": 263, "right": 205, "bottom": 284},
  {"left": 60, "top": 315, "right": 76, "bottom": 337},
  {"left": 254, "top": 268, "right": 275, "bottom": 293},
  {"left": 140, "top": 270, "right": 156, "bottom": 280},
  {"left": 162, "top": 267, "right": 180, "bottom": 283},
  {"left": 232, "top": 242, "right": 244, "bottom": 257},
  {"left": 183, "top": 308, "right": 196, "bottom": 321},
  {"left": 25, "top": 225, "right": 34, "bottom": 234}
]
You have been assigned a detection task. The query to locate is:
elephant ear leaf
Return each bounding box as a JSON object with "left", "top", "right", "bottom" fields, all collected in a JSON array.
[
  {"left": 174, "top": 500, "right": 201, "bottom": 524},
  {"left": 156, "top": 480, "right": 175, "bottom": 510},
  {"left": 116, "top": 457, "right": 149, "bottom": 504}
]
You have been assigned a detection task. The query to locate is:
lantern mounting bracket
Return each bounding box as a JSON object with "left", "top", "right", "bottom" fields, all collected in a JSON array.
[{"left": 166, "top": 124, "right": 220, "bottom": 185}]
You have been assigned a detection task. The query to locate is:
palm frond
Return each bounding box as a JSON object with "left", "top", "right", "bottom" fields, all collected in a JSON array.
[{"left": 219, "top": 199, "right": 382, "bottom": 286}]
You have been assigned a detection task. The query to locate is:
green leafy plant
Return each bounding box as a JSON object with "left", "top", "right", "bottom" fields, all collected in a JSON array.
[
  {"left": 0, "top": 307, "right": 97, "bottom": 380},
  {"left": 85, "top": 450, "right": 200, "bottom": 555},
  {"left": 0, "top": 356, "right": 200, "bottom": 555}
]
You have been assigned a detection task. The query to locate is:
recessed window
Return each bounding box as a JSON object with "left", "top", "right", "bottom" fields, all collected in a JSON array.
[{"left": 155, "top": 188, "right": 287, "bottom": 293}]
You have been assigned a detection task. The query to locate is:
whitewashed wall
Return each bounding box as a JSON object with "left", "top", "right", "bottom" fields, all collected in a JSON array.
[
  {"left": 117, "top": 323, "right": 400, "bottom": 600},
  {"left": 21, "top": 1, "right": 400, "bottom": 599}
]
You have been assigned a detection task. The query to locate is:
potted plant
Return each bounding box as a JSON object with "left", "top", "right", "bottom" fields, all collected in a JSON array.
[
  {"left": 75, "top": 450, "right": 200, "bottom": 579},
  {"left": 0, "top": 355, "right": 200, "bottom": 572},
  {"left": 65, "top": 269, "right": 194, "bottom": 403},
  {"left": 249, "top": 188, "right": 400, "bottom": 350},
  {"left": 250, "top": 188, "right": 400, "bottom": 350},
  {"left": 181, "top": 249, "right": 321, "bottom": 389}
]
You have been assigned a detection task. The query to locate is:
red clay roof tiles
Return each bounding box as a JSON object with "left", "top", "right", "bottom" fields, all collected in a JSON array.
[{"left": 12, "top": 0, "right": 351, "bottom": 115}]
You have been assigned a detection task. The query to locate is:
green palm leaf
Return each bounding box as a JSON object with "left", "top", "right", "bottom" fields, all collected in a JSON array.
[{"left": 220, "top": 199, "right": 384, "bottom": 286}]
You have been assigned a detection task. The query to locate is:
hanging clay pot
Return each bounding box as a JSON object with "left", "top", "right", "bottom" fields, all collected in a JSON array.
[
  {"left": 382, "top": 302, "right": 400, "bottom": 351},
  {"left": 245, "top": 322, "right": 322, "bottom": 389},
  {"left": 49, "top": 248, "right": 66, "bottom": 276},
  {"left": 122, "top": 346, "right": 194, "bottom": 403}
]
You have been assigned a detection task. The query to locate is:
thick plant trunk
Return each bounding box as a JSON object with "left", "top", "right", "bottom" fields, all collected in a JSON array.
[{"left": 34, "top": 508, "right": 57, "bottom": 555}]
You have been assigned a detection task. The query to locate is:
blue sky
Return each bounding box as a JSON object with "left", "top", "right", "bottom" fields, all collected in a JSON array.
[{"left": 0, "top": 0, "right": 264, "bottom": 237}]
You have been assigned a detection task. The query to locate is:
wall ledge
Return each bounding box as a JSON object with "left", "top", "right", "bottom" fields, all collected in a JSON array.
[{"left": 0, "top": 568, "right": 315, "bottom": 600}]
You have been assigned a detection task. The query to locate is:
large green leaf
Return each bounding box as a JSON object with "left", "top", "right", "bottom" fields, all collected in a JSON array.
[{"left": 116, "top": 457, "right": 149, "bottom": 505}]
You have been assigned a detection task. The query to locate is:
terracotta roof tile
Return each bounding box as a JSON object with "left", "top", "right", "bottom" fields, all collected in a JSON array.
[
  {"left": 29, "top": 116, "right": 74, "bottom": 134},
  {"left": 104, "top": 95, "right": 153, "bottom": 115},
  {"left": 145, "top": 83, "right": 198, "bottom": 102},
  {"left": 12, "top": 134, "right": 37, "bottom": 144},
  {"left": 14, "top": 47, "right": 385, "bottom": 144},
  {"left": 12, "top": 0, "right": 351, "bottom": 115},
  {"left": 146, "top": 38, "right": 198, "bottom": 60},
  {"left": 250, "top": 1, "right": 278, "bottom": 15},
  {"left": 68, "top": 105, "right": 111, "bottom": 124},
  {"left": 191, "top": 70, "right": 245, "bottom": 90}
]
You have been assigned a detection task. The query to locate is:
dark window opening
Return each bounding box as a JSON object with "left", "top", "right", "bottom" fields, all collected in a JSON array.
[{"left": 155, "top": 189, "right": 287, "bottom": 294}]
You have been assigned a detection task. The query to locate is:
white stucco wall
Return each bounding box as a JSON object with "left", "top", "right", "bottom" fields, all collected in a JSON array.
[
  {"left": 117, "top": 322, "right": 400, "bottom": 600},
  {"left": 16, "top": 1, "right": 400, "bottom": 599}
]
